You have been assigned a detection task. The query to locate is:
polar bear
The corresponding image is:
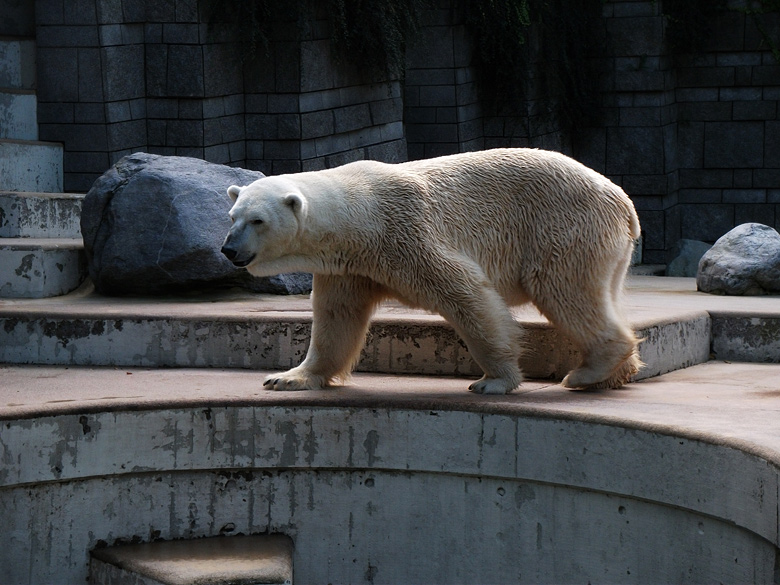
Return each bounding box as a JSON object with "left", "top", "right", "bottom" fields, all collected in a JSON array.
[{"left": 221, "top": 148, "right": 642, "bottom": 394}]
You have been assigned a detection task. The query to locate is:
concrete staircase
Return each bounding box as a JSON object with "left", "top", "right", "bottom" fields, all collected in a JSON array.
[{"left": 0, "top": 36, "right": 87, "bottom": 298}]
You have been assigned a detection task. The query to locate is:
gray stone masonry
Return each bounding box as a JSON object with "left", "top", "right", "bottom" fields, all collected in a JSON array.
[
  {"left": 572, "top": 1, "right": 780, "bottom": 264},
  {"left": 407, "top": 1, "right": 780, "bottom": 264},
  {"left": 30, "top": 0, "right": 780, "bottom": 261},
  {"left": 405, "top": 6, "right": 484, "bottom": 160},
  {"left": 35, "top": 0, "right": 407, "bottom": 190}
]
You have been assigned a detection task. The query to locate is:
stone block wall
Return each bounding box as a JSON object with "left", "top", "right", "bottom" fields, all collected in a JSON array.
[
  {"left": 34, "top": 0, "right": 407, "bottom": 191},
  {"left": 575, "top": 1, "right": 780, "bottom": 263},
  {"left": 242, "top": 7, "right": 407, "bottom": 174},
  {"left": 404, "top": 3, "right": 484, "bottom": 159},
  {"left": 31, "top": 0, "right": 780, "bottom": 260},
  {"left": 405, "top": 0, "right": 779, "bottom": 264},
  {"left": 573, "top": 0, "right": 678, "bottom": 264}
]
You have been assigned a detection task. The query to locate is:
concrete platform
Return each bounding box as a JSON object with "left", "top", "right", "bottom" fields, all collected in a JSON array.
[
  {"left": 1, "top": 276, "right": 780, "bottom": 584},
  {"left": 0, "top": 88, "right": 38, "bottom": 140},
  {"left": 1, "top": 361, "right": 779, "bottom": 584},
  {"left": 0, "top": 276, "right": 777, "bottom": 378},
  {"left": 0, "top": 37, "right": 35, "bottom": 90},
  {"left": 89, "top": 534, "right": 294, "bottom": 585},
  {"left": 2, "top": 360, "right": 780, "bottom": 457}
]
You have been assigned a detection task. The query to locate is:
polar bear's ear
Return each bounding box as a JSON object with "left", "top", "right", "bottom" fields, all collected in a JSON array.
[
  {"left": 283, "top": 193, "right": 307, "bottom": 218},
  {"left": 227, "top": 185, "right": 242, "bottom": 202}
]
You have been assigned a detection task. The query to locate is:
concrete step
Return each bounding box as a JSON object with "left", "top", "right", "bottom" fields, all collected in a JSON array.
[
  {"left": 0, "top": 138, "right": 64, "bottom": 192},
  {"left": 0, "top": 284, "right": 711, "bottom": 380},
  {"left": 0, "top": 87, "right": 38, "bottom": 140},
  {"left": 1, "top": 277, "right": 777, "bottom": 377},
  {"left": 0, "top": 237, "right": 86, "bottom": 298},
  {"left": 0, "top": 191, "right": 84, "bottom": 237},
  {"left": 89, "top": 535, "right": 294, "bottom": 585},
  {"left": 0, "top": 37, "right": 35, "bottom": 90}
]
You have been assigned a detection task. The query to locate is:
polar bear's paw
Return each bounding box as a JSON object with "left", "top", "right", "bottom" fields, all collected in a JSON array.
[
  {"left": 562, "top": 352, "right": 642, "bottom": 391},
  {"left": 469, "top": 376, "right": 520, "bottom": 395},
  {"left": 263, "top": 369, "right": 328, "bottom": 391}
]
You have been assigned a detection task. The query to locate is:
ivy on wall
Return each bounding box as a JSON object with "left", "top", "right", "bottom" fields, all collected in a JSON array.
[
  {"left": 203, "top": 0, "right": 427, "bottom": 77},
  {"left": 464, "top": 0, "right": 605, "bottom": 130},
  {"left": 663, "top": 0, "right": 780, "bottom": 63},
  {"left": 329, "top": 0, "right": 426, "bottom": 78},
  {"left": 204, "top": 0, "right": 780, "bottom": 129}
]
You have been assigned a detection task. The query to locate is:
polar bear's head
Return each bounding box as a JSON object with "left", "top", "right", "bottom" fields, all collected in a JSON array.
[{"left": 221, "top": 176, "right": 308, "bottom": 269}]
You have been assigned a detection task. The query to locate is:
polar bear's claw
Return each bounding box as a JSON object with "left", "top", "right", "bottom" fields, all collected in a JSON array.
[
  {"left": 469, "top": 376, "right": 518, "bottom": 395},
  {"left": 263, "top": 370, "right": 327, "bottom": 391}
]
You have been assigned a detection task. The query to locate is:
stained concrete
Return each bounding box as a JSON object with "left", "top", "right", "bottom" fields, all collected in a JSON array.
[
  {"left": 1, "top": 362, "right": 779, "bottom": 584},
  {"left": 0, "top": 191, "right": 84, "bottom": 238},
  {"left": 0, "top": 37, "right": 35, "bottom": 90},
  {"left": 0, "top": 89, "right": 37, "bottom": 141},
  {"left": 1, "top": 276, "right": 779, "bottom": 584},
  {"left": 0, "top": 138, "right": 63, "bottom": 192},
  {"left": 0, "top": 276, "right": 777, "bottom": 381},
  {"left": 0, "top": 237, "right": 86, "bottom": 298}
]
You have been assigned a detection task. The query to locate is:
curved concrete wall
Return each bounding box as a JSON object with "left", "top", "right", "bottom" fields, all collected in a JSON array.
[{"left": 1, "top": 403, "right": 777, "bottom": 584}]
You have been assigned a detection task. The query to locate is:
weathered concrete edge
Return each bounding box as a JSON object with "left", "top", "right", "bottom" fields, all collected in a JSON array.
[
  {"left": 709, "top": 311, "right": 780, "bottom": 363},
  {"left": 0, "top": 308, "right": 712, "bottom": 381},
  {"left": 1, "top": 403, "right": 777, "bottom": 549},
  {"left": 2, "top": 386, "right": 779, "bottom": 467}
]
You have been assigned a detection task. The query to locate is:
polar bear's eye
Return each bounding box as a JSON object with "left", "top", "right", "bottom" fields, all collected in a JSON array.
[{"left": 251, "top": 219, "right": 264, "bottom": 226}]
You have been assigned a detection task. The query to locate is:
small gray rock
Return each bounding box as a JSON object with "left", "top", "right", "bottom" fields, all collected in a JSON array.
[
  {"left": 666, "top": 239, "right": 712, "bottom": 277},
  {"left": 81, "top": 153, "right": 312, "bottom": 296},
  {"left": 696, "top": 223, "right": 780, "bottom": 295}
]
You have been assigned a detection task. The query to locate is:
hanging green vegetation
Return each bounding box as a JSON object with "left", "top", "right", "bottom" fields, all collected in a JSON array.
[
  {"left": 203, "top": 0, "right": 430, "bottom": 78},
  {"left": 663, "top": 0, "right": 780, "bottom": 63},
  {"left": 463, "top": 0, "right": 606, "bottom": 130},
  {"left": 328, "top": 0, "right": 429, "bottom": 79}
]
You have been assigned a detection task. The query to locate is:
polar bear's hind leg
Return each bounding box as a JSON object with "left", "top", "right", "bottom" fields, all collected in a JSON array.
[{"left": 533, "top": 248, "right": 641, "bottom": 390}]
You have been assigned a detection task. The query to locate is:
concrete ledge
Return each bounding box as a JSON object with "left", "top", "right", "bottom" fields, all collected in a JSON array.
[
  {"left": 0, "top": 38, "right": 35, "bottom": 89},
  {"left": 0, "top": 191, "right": 84, "bottom": 237},
  {"left": 0, "top": 362, "right": 778, "bottom": 584},
  {"left": 710, "top": 312, "right": 780, "bottom": 363},
  {"left": 89, "top": 534, "right": 294, "bottom": 585},
  {"left": 0, "top": 298, "right": 709, "bottom": 380},
  {"left": 0, "top": 237, "right": 86, "bottom": 297}
]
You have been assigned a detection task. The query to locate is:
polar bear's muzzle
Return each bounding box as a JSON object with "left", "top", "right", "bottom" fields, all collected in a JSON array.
[{"left": 221, "top": 235, "right": 255, "bottom": 267}]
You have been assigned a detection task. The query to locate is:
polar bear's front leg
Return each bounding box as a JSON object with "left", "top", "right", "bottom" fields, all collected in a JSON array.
[{"left": 263, "top": 274, "right": 384, "bottom": 391}]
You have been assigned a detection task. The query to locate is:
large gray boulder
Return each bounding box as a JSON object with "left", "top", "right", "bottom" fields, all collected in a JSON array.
[
  {"left": 696, "top": 223, "right": 780, "bottom": 295},
  {"left": 81, "top": 153, "right": 312, "bottom": 296}
]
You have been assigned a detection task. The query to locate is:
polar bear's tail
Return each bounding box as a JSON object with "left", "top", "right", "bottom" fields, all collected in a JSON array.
[{"left": 627, "top": 207, "right": 641, "bottom": 241}]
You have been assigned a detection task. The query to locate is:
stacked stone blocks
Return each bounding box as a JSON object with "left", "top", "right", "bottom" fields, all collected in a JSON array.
[
  {"left": 29, "top": 0, "right": 780, "bottom": 260},
  {"left": 404, "top": 4, "right": 484, "bottom": 160},
  {"left": 35, "top": 0, "right": 407, "bottom": 191},
  {"left": 576, "top": 0, "right": 780, "bottom": 263}
]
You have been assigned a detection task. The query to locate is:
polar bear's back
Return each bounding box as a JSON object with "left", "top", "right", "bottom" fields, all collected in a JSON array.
[{"left": 398, "top": 148, "right": 638, "bottom": 256}]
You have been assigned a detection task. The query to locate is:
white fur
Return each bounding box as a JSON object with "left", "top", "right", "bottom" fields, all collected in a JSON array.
[{"left": 222, "top": 148, "right": 643, "bottom": 393}]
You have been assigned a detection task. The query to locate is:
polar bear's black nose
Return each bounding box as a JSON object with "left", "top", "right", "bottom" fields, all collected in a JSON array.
[
  {"left": 221, "top": 244, "right": 254, "bottom": 267},
  {"left": 221, "top": 245, "right": 238, "bottom": 261}
]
